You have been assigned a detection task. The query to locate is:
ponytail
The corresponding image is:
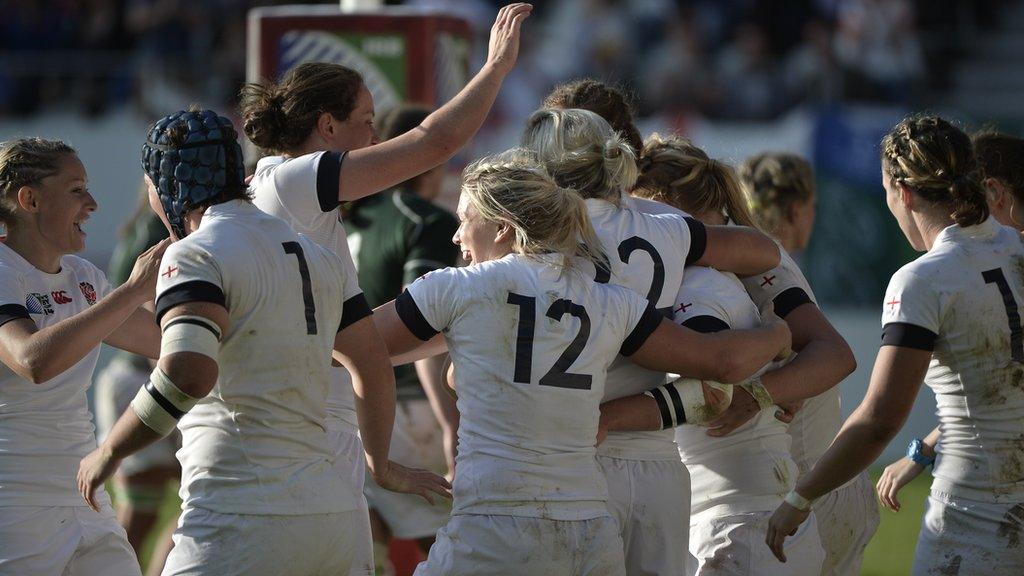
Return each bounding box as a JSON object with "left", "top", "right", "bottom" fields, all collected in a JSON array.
[
  {"left": 633, "top": 133, "right": 758, "bottom": 228},
  {"left": 461, "top": 150, "right": 607, "bottom": 275},
  {"left": 240, "top": 62, "right": 364, "bottom": 155},
  {"left": 522, "top": 108, "right": 639, "bottom": 205}
]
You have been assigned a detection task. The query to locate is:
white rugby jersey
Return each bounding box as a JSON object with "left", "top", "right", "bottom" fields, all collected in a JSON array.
[
  {"left": 881, "top": 217, "right": 1024, "bottom": 502},
  {"left": 250, "top": 152, "right": 362, "bottom": 432},
  {"left": 672, "top": 266, "right": 798, "bottom": 519},
  {"left": 585, "top": 197, "right": 707, "bottom": 461},
  {"left": 397, "top": 254, "right": 662, "bottom": 520},
  {"left": 154, "top": 200, "right": 369, "bottom": 515},
  {"left": 0, "top": 242, "right": 111, "bottom": 507},
  {"left": 740, "top": 244, "right": 840, "bottom": 473}
]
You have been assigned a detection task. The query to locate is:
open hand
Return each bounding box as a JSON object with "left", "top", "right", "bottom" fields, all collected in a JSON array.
[
  {"left": 372, "top": 460, "right": 452, "bottom": 505},
  {"left": 485, "top": 3, "right": 532, "bottom": 76},
  {"left": 77, "top": 446, "right": 120, "bottom": 512},
  {"left": 766, "top": 501, "right": 810, "bottom": 563},
  {"left": 876, "top": 457, "right": 924, "bottom": 512}
]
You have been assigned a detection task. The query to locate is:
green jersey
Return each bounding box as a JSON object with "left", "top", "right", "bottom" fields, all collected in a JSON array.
[
  {"left": 108, "top": 213, "right": 169, "bottom": 369},
  {"left": 345, "top": 189, "right": 459, "bottom": 400}
]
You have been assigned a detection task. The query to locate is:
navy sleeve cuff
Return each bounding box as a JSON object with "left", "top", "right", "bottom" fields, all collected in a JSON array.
[
  {"left": 881, "top": 322, "right": 937, "bottom": 352},
  {"left": 684, "top": 217, "right": 707, "bottom": 265},
  {"left": 155, "top": 281, "right": 226, "bottom": 322},
  {"left": 0, "top": 303, "right": 31, "bottom": 329},
  {"left": 316, "top": 151, "right": 346, "bottom": 213},
  {"left": 773, "top": 287, "right": 813, "bottom": 318},
  {"left": 395, "top": 290, "right": 439, "bottom": 341},
  {"left": 620, "top": 304, "right": 663, "bottom": 356},
  {"left": 338, "top": 293, "right": 372, "bottom": 332},
  {"left": 681, "top": 315, "right": 730, "bottom": 334}
]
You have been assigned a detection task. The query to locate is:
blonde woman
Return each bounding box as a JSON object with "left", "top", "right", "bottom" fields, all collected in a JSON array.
[
  {"left": 372, "top": 152, "right": 791, "bottom": 575},
  {"left": 521, "top": 108, "right": 782, "bottom": 576},
  {"left": 0, "top": 138, "right": 167, "bottom": 575},
  {"left": 738, "top": 154, "right": 816, "bottom": 254},
  {"left": 767, "top": 115, "right": 1024, "bottom": 575}
]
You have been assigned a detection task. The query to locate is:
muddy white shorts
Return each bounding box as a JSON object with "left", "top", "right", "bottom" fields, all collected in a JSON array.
[
  {"left": 597, "top": 455, "right": 691, "bottom": 576},
  {"left": 328, "top": 425, "right": 374, "bottom": 576},
  {"left": 688, "top": 510, "right": 823, "bottom": 576},
  {"left": 363, "top": 399, "right": 451, "bottom": 539},
  {"left": 0, "top": 503, "right": 140, "bottom": 576},
  {"left": 912, "top": 490, "right": 1024, "bottom": 576},
  {"left": 414, "top": 514, "right": 626, "bottom": 576},
  {"left": 162, "top": 507, "right": 362, "bottom": 576},
  {"left": 812, "top": 471, "right": 878, "bottom": 576}
]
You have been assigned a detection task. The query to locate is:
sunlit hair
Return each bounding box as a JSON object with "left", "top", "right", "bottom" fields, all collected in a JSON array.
[
  {"left": 0, "top": 137, "right": 76, "bottom": 226},
  {"left": 543, "top": 79, "right": 643, "bottom": 155},
  {"left": 881, "top": 115, "right": 988, "bottom": 227},
  {"left": 633, "top": 133, "right": 757, "bottom": 228},
  {"left": 460, "top": 149, "right": 607, "bottom": 275},
  {"left": 240, "top": 62, "right": 364, "bottom": 154},
  {"left": 521, "top": 108, "right": 638, "bottom": 206},
  {"left": 738, "top": 152, "right": 815, "bottom": 235}
]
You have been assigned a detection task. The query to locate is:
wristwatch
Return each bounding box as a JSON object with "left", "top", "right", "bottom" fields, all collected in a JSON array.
[{"left": 907, "top": 438, "right": 935, "bottom": 467}]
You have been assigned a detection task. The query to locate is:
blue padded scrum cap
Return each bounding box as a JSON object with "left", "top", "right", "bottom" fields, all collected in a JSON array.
[{"left": 141, "top": 109, "right": 245, "bottom": 238}]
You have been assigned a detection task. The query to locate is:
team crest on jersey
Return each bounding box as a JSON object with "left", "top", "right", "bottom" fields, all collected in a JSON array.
[
  {"left": 79, "top": 282, "right": 97, "bottom": 305},
  {"left": 25, "top": 293, "right": 54, "bottom": 316}
]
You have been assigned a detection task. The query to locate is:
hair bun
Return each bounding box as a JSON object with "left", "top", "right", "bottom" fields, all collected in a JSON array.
[{"left": 240, "top": 84, "right": 289, "bottom": 151}]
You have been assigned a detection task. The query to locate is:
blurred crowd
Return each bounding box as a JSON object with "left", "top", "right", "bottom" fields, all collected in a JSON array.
[{"left": 0, "top": 0, "right": 1003, "bottom": 120}]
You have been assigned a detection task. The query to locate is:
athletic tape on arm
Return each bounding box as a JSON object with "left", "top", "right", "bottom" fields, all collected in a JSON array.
[
  {"left": 160, "top": 314, "right": 222, "bottom": 358},
  {"left": 644, "top": 377, "right": 734, "bottom": 428},
  {"left": 130, "top": 367, "right": 202, "bottom": 436}
]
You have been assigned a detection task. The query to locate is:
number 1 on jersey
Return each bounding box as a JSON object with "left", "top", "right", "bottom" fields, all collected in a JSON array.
[
  {"left": 282, "top": 242, "right": 317, "bottom": 335},
  {"left": 983, "top": 268, "right": 1023, "bottom": 361}
]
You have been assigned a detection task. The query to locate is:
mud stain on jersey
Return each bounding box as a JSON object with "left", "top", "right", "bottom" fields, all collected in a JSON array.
[
  {"left": 995, "top": 433, "right": 1024, "bottom": 486},
  {"left": 997, "top": 503, "right": 1024, "bottom": 548},
  {"left": 931, "top": 553, "right": 962, "bottom": 576}
]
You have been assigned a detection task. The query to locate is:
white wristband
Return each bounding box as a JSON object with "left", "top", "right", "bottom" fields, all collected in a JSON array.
[
  {"left": 784, "top": 489, "right": 815, "bottom": 511},
  {"left": 741, "top": 375, "right": 774, "bottom": 410}
]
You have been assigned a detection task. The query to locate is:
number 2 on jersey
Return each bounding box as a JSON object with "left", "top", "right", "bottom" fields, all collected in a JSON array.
[
  {"left": 594, "top": 236, "right": 670, "bottom": 314},
  {"left": 507, "top": 293, "right": 593, "bottom": 390},
  {"left": 282, "top": 242, "right": 317, "bottom": 335},
  {"left": 983, "top": 268, "right": 1023, "bottom": 361}
]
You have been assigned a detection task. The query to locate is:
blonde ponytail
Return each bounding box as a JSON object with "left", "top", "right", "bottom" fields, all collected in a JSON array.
[
  {"left": 461, "top": 150, "right": 607, "bottom": 275},
  {"left": 522, "top": 108, "right": 639, "bottom": 205},
  {"left": 633, "top": 133, "right": 758, "bottom": 228}
]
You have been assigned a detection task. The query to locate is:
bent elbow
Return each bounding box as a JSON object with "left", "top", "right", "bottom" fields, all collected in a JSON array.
[
  {"left": 20, "top": 354, "right": 54, "bottom": 384},
  {"left": 716, "top": 358, "right": 751, "bottom": 384}
]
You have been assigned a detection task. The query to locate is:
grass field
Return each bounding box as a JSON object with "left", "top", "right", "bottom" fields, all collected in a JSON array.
[{"left": 135, "top": 468, "right": 932, "bottom": 575}]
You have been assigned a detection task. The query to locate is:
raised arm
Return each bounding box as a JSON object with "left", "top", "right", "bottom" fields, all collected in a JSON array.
[
  {"left": 695, "top": 225, "right": 780, "bottom": 276},
  {"left": 78, "top": 300, "right": 227, "bottom": 510},
  {"left": 0, "top": 239, "right": 168, "bottom": 383},
  {"left": 337, "top": 4, "right": 532, "bottom": 201}
]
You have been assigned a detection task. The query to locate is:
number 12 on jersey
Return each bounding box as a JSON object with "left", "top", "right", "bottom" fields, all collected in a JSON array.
[{"left": 507, "top": 292, "right": 593, "bottom": 390}]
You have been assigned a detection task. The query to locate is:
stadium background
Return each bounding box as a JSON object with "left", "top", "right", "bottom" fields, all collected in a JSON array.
[{"left": 1, "top": 1, "right": 1021, "bottom": 574}]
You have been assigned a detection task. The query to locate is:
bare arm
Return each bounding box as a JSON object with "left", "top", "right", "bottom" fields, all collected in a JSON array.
[
  {"left": 759, "top": 303, "right": 856, "bottom": 404},
  {"left": 373, "top": 300, "right": 449, "bottom": 364},
  {"left": 415, "top": 354, "right": 460, "bottom": 476},
  {"left": 695, "top": 225, "right": 780, "bottom": 276},
  {"left": 629, "top": 318, "right": 790, "bottom": 383},
  {"left": 337, "top": 4, "right": 532, "bottom": 201},
  {"left": 766, "top": 345, "right": 930, "bottom": 561},
  {"left": 337, "top": 313, "right": 452, "bottom": 502},
  {"left": 78, "top": 301, "right": 227, "bottom": 510},
  {"left": 0, "top": 239, "right": 169, "bottom": 383},
  {"left": 103, "top": 305, "right": 161, "bottom": 359}
]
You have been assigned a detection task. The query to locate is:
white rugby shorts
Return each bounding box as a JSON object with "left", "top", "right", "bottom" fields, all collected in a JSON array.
[
  {"left": 912, "top": 490, "right": 1024, "bottom": 576},
  {"left": 414, "top": 514, "right": 626, "bottom": 576},
  {"left": 688, "top": 511, "right": 823, "bottom": 576},
  {"left": 813, "top": 471, "right": 879, "bottom": 576},
  {"left": 598, "top": 454, "right": 691, "bottom": 576},
  {"left": 0, "top": 503, "right": 140, "bottom": 576}
]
